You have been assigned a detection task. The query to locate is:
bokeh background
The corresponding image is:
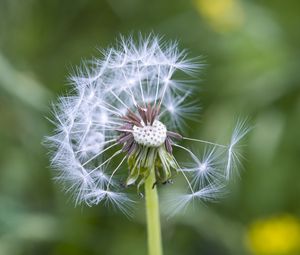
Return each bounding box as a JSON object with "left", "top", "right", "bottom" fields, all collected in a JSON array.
[{"left": 1, "top": 0, "right": 300, "bottom": 254}]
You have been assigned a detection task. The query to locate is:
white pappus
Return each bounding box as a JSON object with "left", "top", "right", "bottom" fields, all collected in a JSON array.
[{"left": 45, "top": 34, "right": 250, "bottom": 215}]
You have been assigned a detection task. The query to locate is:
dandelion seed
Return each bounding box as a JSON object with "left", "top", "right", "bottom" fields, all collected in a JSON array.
[{"left": 45, "top": 34, "right": 249, "bottom": 215}]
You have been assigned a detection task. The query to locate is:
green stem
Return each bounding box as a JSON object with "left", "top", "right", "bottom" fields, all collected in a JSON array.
[{"left": 145, "top": 168, "right": 163, "bottom": 255}]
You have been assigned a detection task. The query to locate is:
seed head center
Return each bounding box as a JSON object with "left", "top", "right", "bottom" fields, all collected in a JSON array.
[{"left": 132, "top": 120, "right": 167, "bottom": 147}]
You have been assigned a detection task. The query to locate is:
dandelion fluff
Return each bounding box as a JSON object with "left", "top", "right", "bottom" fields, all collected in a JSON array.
[{"left": 45, "top": 34, "right": 249, "bottom": 215}]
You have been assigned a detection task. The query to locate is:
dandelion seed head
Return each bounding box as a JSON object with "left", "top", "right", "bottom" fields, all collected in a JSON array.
[{"left": 45, "top": 34, "right": 249, "bottom": 215}]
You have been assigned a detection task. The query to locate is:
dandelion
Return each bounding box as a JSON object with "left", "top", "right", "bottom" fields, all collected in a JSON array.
[
  {"left": 45, "top": 34, "right": 250, "bottom": 255},
  {"left": 246, "top": 215, "right": 300, "bottom": 255}
]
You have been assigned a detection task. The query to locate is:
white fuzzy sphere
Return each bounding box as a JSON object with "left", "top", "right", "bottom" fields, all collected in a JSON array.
[{"left": 45, "top": 34, "right": 249, "bottom": 216}]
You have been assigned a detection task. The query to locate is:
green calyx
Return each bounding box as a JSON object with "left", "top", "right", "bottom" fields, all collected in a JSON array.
[{"left": 126, "top": 145, "right": 177, "bottom": 190}]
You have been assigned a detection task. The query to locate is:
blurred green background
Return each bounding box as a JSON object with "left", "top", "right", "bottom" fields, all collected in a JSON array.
[{"left": 1, "top": 0, "right": 300, "bottom": 254}]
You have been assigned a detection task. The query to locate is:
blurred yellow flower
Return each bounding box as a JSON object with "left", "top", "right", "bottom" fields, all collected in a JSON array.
[
  {"left": 195, "top": 0, "right": 244, "bottom": 32},
  {"left": 246, "top": 215, "right": 300, "bottom": 255}
]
